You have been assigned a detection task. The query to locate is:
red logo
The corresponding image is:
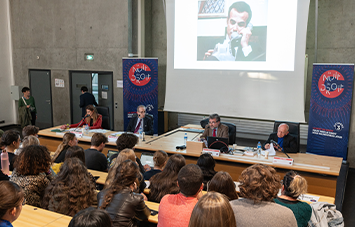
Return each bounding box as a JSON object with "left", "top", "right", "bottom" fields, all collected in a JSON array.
[
  {"left": 318, "top": 70, "right": 344, "bottom": 98},
  {"left": 129, "top": 63, "right": 151, "bottom": 86}
]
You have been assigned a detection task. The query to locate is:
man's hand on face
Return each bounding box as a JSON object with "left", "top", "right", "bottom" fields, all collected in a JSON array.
[{"left": 240, "top": 27, "right": 252, "bottom": 48}]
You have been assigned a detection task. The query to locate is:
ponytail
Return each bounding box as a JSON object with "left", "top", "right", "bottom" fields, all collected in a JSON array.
[{"left": 283, "top": 171, "right": 308, "bottom": 199}]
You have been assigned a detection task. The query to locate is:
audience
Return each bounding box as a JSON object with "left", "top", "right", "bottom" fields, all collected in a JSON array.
[
  {"left": 0, "top": 130, "right": 21, "bottom": 171},
  {"left": 274, "top": 171, "right": 312, "bottom": 227},
  {"left": 188, "top": 192, "right": 236, "bottom": 227},
  {"left": 68, "top": 207, "right": 112, "bottom": 227},
  {"left": 109, "top": 133, "right": 138, "bottom": 166},
  {"left": 149, "top": 154, "right": 186, "bottom": 203},
  {"left": 143, "top": 150, "right": 168, "bottom": 180},
  {"left": 98, "top": 160, "right": 150, "bottom": 226},
  {"left": 22, "top": 125, "right": 39, "bottom": 138},
  {"left": 52, "top": 132, "right": 78, "bottom": 163},
  {"left": 85, "top": 133, "right": 108, "bottom": 172},
  {"left": 15, "top": 135, "right": 40, "bottom": 155},
  {"left": 42, "top": 158, "right": 96, "bottom": 216},
  {"left": 207, "top": 171, "right": 238, "bottom": 201},
  {"left": 230, "top": 164, "right": 297, "bottom": 227},
  {"left": 10, "top": 145, "right": 53, "bottom": 207},
  {"left": 105, "top": 149, "right": 136, "bottom": 188},
  {"left": 158, "top": 164, "right": 204, "bottom": 227},
  {"left": 197, "top": 153, "right": 217, "bottom": 190},
  {"left": 0, "top": 181, "right": 25, "bottom": 227}
]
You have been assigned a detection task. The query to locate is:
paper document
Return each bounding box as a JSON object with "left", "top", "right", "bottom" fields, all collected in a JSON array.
[{"left": 261, "top": 143, "right": 276, "bottom": 156}]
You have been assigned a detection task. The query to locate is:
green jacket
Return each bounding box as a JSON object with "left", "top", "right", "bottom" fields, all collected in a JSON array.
[
  {"left": 19, "top": 96, "right": 36, "bottom": 114},
  {"left": 18, "top": 105, "right": 32, "bottom": 128}
]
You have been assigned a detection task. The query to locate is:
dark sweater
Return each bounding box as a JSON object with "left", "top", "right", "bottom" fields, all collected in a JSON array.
[{"left": 274, "top": 197, "right": 312, "bottom": 227}]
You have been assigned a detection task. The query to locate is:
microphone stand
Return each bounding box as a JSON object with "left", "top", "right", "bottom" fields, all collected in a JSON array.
[
  {"left": 74, "top": 115, "right": 88, "bottom": 132},
  {"left": 270, "top": 139, "right": 291, "bottom": 158}
]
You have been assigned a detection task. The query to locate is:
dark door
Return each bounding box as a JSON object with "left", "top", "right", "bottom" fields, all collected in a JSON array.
[
  {"left": 70, "top": 72, "right": 92, "bottom": 124},
  {"left": 97, "top": 72, "right": 114, "bottom": 129},
  {"left": 29, "top": 70, "right": 53, "bottom": 129}
]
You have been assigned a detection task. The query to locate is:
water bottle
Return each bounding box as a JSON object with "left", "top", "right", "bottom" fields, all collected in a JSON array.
[
  {"left": 257, "top": 141, "right": 262, "bottom": 158},
  {"left": 184, "top": 133, "right": 188, "bottom": 146},
  {"left": 138, "top": 128, "right": 143, "bottom": 140},
  {"left": 85, "top": 124, "right": 89, "bottom": 135},
  {"left": 1, "top": 152, "right": 9, "bottom": 175}
]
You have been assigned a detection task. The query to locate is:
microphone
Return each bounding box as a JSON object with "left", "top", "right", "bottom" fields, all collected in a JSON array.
[
  {"left": 270, "top": 139, "right": 291, "bottom": 158},
  {"left": 84, "top": 114, "right": 90, "bottom": 118},
  {"left": 74, "top": 115, "right": 89, "bottom": 132}
]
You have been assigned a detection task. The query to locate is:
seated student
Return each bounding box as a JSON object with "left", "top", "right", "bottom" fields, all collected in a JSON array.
[
  {"left": 200, "top": 114, "right": 229, "bottom": 140},
  {"left": 126, "top": 105, "right": 154, "bottom": 135},
  {"left": 60, "top": 105, "right": 102, "bottom": 130},
  {"left": 22, "top": 125, "right": 39, "bottom": 138},
  {"left": 68, "top": 207, "right": 112, "bottom": 227},
  {"left": 197, "top": 153, "right": 217, "bottom": 190},
  {"left": 98, "top": 160, "right": 150, "bottom": 227},
  {"left": 109, "top": 133, "right": 138, "bottom": 167},
  {"left": 42, "top": 158, "right": 96, "bottom": 216},
  {"left": 207, "top": 171, "right": 238, "bottom": 201},
  {"left": 85, "top": 133, "right": 108, "bottom": 172},
  {"left": 188, "top": 192, "right": 236, "bottom": 227},
  {"left": 10, "top": 145, "right": 53, "bottom": 207},
  {"left": 149, "top": 154, "right": 186, "bottom": 203},
  {"left": 263, "top": 123, "right": 298, "bottom": 153},
  {"left": 158, "top": 164, "right": 204, "bottom": 227},
  {"left": 230, "top": 164, "right": 297, "bottom": 227},
  {"left": 15, "top": 135, "right": 40, "bottom": 155},
  {"left": 0, "top": 181, "right": 25, "bottom": 227},
  {"left": 105, "top": 149, "right": 136, "bottom": 188},
  {"left": 143, "top": 150, "right": 168, "bottom": 180},
  {"left": 0, "top": 130, "right": 21, "bottom": 171},
  {"left": 52, "top": 132, "right": 78, "bottom": 164},
  {"left": 274, "top": 171, "right": 312, "bottom": 227}
]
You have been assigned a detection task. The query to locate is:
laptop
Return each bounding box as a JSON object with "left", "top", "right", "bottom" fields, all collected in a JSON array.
[
  {"left": 207, "top": 136, "right": 229, "bottom": 151},
  {"left": 140, "top": 152, "right": 155, "bottom": 168}
]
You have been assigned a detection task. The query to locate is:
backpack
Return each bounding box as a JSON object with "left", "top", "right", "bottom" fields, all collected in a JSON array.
[{"left": 308, "top": 202, "right": 344, "bottom": 227}]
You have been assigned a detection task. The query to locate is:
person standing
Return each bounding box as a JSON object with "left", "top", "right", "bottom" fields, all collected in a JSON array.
[
  {"left": 80, "top": 86, "right": 98, "bottom": 118},
  {"left": 18, "top": 87, "right": 36, "bottom": 127}
]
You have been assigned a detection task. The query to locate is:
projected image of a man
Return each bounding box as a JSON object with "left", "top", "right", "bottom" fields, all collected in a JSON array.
[{"left": 203, "top": 1, "right": 266, "bottom": 62}]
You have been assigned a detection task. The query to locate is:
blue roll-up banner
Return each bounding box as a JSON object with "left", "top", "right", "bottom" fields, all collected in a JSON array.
[
  {"left": 123, "top": 58, "right": 158, "bottom": 135},
  {"left": 307, "top": 64, "right": 354, "bottom": 160}
]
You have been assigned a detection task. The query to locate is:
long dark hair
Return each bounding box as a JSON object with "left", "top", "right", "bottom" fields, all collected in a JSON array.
[
  {"left": 149, "top": 154, "right": 186, "bottom": 202},
  {"left": 208, "top": 171, "right": 238, "bottom": 201},
  {"left": 0, "top": 181, "right": 24, "bottom": 219},
  {"left": 197, "top": 153, "right": 217, "bottom": 190},
  {"left": 42, "top": 158, "right": 96, "bottom": 216},
  {"left": 100, "top": 160, "right": 140, "bottom": 209}
]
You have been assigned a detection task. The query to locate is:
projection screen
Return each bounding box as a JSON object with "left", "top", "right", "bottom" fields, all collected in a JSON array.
[{"left": 164, "top": 0, "right": 310, "bottom": 122}]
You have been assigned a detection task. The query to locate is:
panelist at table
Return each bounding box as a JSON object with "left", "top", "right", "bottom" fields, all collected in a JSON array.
[
  {"left": 200, "top": 114, "right": 229, "bottom": 139},
  {"left": 60, "top": 105, "right": 102, "bottom": 130},
  {"left": 263, "top": 123, "right": 297, "bottom": 153},
  {"left": 126, "top": 105, "right": 154, "bottom": 135}
]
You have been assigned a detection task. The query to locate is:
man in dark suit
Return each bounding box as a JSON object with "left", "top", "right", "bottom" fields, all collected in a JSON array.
[
  {"left": 126, "top": 105, "right": 154, "bottom": 135},
  {"left": 80, "top": 86, "right": 98, "bottom": 117},
  {"left": 200, "top": 113, "right": 229, "bottom": 139},
  {"left": 263, "top": 123, "right": 298, "bottom": 153}
]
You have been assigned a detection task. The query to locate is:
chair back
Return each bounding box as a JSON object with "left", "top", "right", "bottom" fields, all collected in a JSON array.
[
  {"left": 273, "top": 121, "right": 300, "bottom": 152},
  {"left": 96, "top": 106, "right": 110, "bottom": 130}
]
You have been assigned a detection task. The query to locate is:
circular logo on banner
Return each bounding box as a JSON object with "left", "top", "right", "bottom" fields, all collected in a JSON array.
[
  {"left": 318, "top": 70, "right": 345, "bottom": 98},
  {"left": 129, "top": 63, "right": 151, "bottom": 86}
]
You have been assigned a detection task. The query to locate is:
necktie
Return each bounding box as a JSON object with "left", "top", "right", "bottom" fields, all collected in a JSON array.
[
  {"left": 134, "top": 119, "right": 142, "bottom": 133},
  {"left": 213, "top": 128, "right": 216, "bottom": 137}
]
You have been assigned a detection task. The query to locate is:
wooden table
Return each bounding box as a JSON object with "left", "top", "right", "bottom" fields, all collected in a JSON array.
[{"left": 38, "top": 125, "right": 343, "bottom": 197}]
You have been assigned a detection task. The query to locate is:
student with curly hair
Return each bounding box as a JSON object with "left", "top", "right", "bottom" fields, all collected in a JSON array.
[
  {"left": 10, "top": 145, "right": 53, "bottom": 207},
  {"left": 149, "top": 154, "right": 186, "bottom": 203},
  {"left": 188, "top": 192, "right": 236, "bottom": 227},
  {"left": 0, "top": 130, "right": 21, "bottom": 171},
  {"left": 108, "top": 133, "right": 138, "bottom": 167},
  {"left": 42, "top": 158, "right": 96, "bottom": 216},
  {"left": 0, "top": 181, "right": 25, "bottom": 226},
  {"left": 197, "top": 153, "right": 217, "bottom": 190},
  {"left": 207, "top": 171, "right": 238, "bottom": 201},
  {"left": 22, "top": 125, "right": 39, "bottom": 138},
  {"left": 52, "top": 132, "right": 78, "bottom": 163},
  {"left": 274, "top": 171, "right": 312, "bottom": 227},
  {"left": 98, "top": 160, "right": 150, "bottom": 227},
  {"left": 105, "top": 149, "right": 136, "bottom": 188},
  {"left": 143, "top": 150, "right": 168, "bottom": 180},
  {"left": 230, "top": 164, "right": 297, "bottom": 227}
]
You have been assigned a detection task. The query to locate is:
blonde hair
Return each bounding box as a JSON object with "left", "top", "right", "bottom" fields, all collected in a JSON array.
[
  {"left": 188, "top": 192, "right": 236, "bottom": 227},
  {"left": 282, "top": 171, "right": 308, "bottom": 199},
  {"left": 153, "top": 150, "right": 168, "bottom": 168},
  {"left": 104, "top": 149, "right": 136, "bottom": 188},
  {"left": 22, "top": 135, "right": 40, "bottom": 147},
  {"left": 52, "top": 132, "right": 76, "bottom": 162}
]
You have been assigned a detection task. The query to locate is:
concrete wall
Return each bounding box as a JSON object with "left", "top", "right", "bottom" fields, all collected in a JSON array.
[{"left": 8, "top": 0, "right": 355, "bottom": 166}]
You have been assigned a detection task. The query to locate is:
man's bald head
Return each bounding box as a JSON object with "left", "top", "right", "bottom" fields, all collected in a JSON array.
[{"left": 277, "top": 123, "right": 289, "bottom": 138}]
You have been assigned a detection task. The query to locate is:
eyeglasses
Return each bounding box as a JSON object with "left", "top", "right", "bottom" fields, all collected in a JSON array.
[{"left": 209, "top": 121, "right": 218, "bottom": 124}]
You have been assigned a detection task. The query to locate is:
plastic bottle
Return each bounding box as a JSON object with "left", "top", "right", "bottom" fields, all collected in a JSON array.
[
  {"left": 85, "top": 124, "right": 89, "bottom": 135},
  {"left": 1, "top": 151, "right": 9, "bottom": 175},
  {"left": 257, "top": 141, "right": 262, "bottom": 158},
  {"left": 138, "top": 128, "right": 143, "bottom": 140},
  {"left": 184, "top": 133, "right": 188, "bottom": 146}
]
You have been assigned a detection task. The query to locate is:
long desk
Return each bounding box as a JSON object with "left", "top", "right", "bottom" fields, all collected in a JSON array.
[{"left": 38, "top": 125, "right": 343, "bottom": 197}]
